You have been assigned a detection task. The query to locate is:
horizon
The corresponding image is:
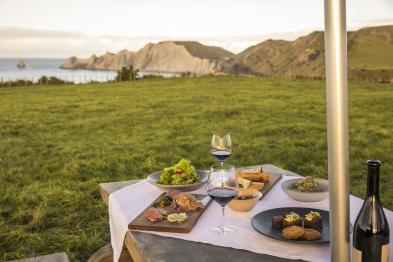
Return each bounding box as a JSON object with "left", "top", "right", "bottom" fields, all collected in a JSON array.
[
  {"left": 0, "top": 0, "right": 392, "bottom": 58},
  {"left": 1, "top": 23, "right": 392, "bottom": 60}
]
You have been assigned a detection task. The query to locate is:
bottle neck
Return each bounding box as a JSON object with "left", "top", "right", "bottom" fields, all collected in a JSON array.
[{"left": 366, "top": 165, "right": 380, "bottom": 199}]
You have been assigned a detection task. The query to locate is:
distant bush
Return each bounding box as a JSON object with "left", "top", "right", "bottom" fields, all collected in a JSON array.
[
  {"left": 38, "top": 76, "right": 73, "bottom": 85},
  {"left": 181, "top": 71, "right": 193, "bottom": 77},
  {"left": 0, "top": 80, "right": 34, "bottom": 88},
  {"left": 141, "top": 74, "right": 164, "bottom": 79},
  {"left": 115, "top": 66, "right": 140, "bottom": 81},
  {"left": 0, "top": 76, "right": 73, "bottom": 88}
]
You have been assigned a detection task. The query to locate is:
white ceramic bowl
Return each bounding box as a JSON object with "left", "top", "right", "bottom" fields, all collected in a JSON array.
[
  {"left": 228, "top": 188, "right": 262, "bottom": 212},
  {"left": 281, "top": 178, "right": 329, "bottom": 202}
]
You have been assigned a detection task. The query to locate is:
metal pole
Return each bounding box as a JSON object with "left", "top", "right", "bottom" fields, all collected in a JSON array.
[{"left": 324, "top": 0, "right": 350, "bottom": 261}]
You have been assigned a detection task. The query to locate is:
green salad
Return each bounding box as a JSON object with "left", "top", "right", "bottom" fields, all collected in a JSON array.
[{"left": 157, "top": 159, "right": 200, "bottom": 185}]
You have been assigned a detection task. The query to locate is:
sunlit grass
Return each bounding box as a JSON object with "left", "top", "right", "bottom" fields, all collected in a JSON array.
[{"left": 0, "top": 76, "right": 392, "bottom": 261}]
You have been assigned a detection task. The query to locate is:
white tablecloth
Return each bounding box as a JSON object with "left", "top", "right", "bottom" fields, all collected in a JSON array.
[{"left": 109, "top": 170, "right": 393, "bottom": 262}]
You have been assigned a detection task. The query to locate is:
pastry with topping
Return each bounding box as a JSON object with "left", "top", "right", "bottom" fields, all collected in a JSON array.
[
  {"left": 282, "top": 212, "right": 303, "bottom": 228},
  {"left": 304, "top": 211, "right": 323, "bottom": 231}
]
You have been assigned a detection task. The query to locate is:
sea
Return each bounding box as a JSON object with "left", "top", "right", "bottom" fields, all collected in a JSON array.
[
  {"left": 0, "top": 58, "right": 118, "bottom": 84},
  {"left": 0, "top": 58, "right": 180, "bottom": 84}
]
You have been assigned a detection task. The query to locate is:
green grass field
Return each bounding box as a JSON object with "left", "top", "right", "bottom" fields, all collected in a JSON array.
[{"left": 1, "top": 76, "right": 392, "bottom": 261}]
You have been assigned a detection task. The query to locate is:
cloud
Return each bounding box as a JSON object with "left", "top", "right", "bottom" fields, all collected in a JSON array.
[{"left": 0, "top": 26, "right": 316, "bottom": 58}]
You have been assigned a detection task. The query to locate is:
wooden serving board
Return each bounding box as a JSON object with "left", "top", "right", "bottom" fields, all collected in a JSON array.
[
  {"left": 129, "top": 193, "right": 212, "bottom": 233},
  {"left": 236, "top": 167, "right": 282, "bottom": 200}
]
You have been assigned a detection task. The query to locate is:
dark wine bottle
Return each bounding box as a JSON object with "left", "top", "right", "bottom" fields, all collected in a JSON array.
[{"left": 352, "top": 160, "right": 390, "bottom": 262}]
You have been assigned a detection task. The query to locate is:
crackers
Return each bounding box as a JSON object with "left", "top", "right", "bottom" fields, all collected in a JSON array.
[
  {"left": 281, "top": 226, "right": 321, "bottom": 241},
  {"left": 282, "top": 226, "right": 305, "bottom": 240},
  {"left": 303, "top": 228, "right": 321, "bottom": 240}
]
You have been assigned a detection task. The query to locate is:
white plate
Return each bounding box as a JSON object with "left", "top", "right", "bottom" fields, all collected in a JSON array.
[
  {"left": 281, "top": 178, "right": 329, "bottom": 202},
  {"left": 147, "top": 170, "right": 209, "bottom": 191}
]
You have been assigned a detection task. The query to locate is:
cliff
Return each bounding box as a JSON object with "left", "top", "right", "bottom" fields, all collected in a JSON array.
[{"left": 61, "top": 41, "right": 233, "bottom": 75}]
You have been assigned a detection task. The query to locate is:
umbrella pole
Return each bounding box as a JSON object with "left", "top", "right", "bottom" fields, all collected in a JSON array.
[{"left": 324, "top": 0, "right": 350, "bottom": 261}]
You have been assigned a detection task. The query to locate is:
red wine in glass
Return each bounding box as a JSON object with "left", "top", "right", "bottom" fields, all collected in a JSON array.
[
  {"left": 211, "top": 150, "right": 232, "bottom": 162},
  {"left": 211, "top": 134, "right": 232, "bottom": 166},
  {"left": 207, "top": 187, "right": 237, "bottom": 206},
  {"left": 207, "top": 163, "right": 237, "bottom": 237}
]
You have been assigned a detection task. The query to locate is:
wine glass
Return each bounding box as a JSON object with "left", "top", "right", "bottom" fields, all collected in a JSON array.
[
  {"left": 211, "top": 134, "right": 232, "bottom": 166},
  {"left": 206, "top": 163, "right": 237, "bottom": 237}
]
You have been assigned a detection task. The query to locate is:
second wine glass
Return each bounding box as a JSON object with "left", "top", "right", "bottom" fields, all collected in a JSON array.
[
  {"left": 206, "top": 163, "right": 237, "bottom": 237},
  {"left": 211, "top": 134, "right": 232, "bottom": 166}
]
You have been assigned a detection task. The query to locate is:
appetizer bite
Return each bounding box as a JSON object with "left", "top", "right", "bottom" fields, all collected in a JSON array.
[
  {"left": 238, "top": 165, "right": 269, "bottom": 182},
  {"left": 249, "top": 182, "right": 264, "bottom": 191},
  {"left": 237, "top": 165, "right": 269, "bottom": 191},
  {"left": 281, "top": 227, "right": 321, "bottom": 240},
  {"left": 272, "top": 215, "right": 284, "bottom": 229},
  {"left": 302, "top": 228, "right": 321, "bottom": 240},
  {"left": 157, "top": 159, "right": 200, "bottom": 185},
  {"left": 282, "top": 226, "right": 305, "bottom": 240},
  {"left": 304, "top": 211, "right": 323, "bottom": 231},
  {"left": 282, "top": 213, "right": 303, "bottom": 228},
  {"left": 270, "top": 210, "right": 324, "bottom": 241}
]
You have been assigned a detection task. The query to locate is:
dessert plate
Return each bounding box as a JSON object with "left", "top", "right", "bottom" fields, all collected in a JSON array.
[{"left": 251, "top": 207, "right": 330, "bottom": 244}]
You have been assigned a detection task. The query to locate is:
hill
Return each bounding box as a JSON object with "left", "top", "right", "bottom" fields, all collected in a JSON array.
[
  {"left": 234, "top": 25, "right": 393, "bottom": 82},
  {"left": 173, "top": 41, "right": 233, "bottom": 59},
  {"left": 61, "top": 41, "right": 232, "bottom": 75},
  {"left": 61, "top": 25, "right": 393, "bottom": 82}
]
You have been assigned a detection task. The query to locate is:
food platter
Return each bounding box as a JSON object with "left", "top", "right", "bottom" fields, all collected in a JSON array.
[
  {"left": 147, "top": 170, "right": 209, "bottom": 191},
  {"left": 235, "top": 166, "right": 282, "bottom": 200},
  {"left": 251, "top": 207, "right": 330, "bottom": 244}
]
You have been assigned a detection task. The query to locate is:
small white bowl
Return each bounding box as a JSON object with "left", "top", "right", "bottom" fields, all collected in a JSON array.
[
  {"left": 281, "top": 178, "right": 329, "bottom": 202},
  {"left": 228, "top": 188, "right": 262, "bottom": 212}
]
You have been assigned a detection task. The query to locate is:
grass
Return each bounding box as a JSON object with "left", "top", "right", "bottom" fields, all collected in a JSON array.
[{"left": 0, "top": 76, "right": 392, "bottom": 261}]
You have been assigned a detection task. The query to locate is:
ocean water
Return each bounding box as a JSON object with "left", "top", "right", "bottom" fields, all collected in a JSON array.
[
  {"left": 0, "top": 58, "right": 181, "bottom": 84},
  {"left": 0, "top": 58, "right": 118, "bottom": 84}
]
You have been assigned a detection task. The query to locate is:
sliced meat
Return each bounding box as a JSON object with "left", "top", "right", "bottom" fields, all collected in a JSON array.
[
  {"left": 157, "top": 208, "right": 168, "bottom": 218},
  {"left": 166, "top": 190, "right": 181, "bottom": 200},
  {"left": 144, "top": 207, "right": 164, "bottom": 222}
]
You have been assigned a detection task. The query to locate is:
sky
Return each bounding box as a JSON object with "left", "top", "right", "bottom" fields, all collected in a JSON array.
[{"left": 0, "top": 0, "right": 392, "bottom": 58}]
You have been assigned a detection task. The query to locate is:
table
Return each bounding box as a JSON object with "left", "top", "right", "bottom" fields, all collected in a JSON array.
[{"left": 97, "top": 164, "right": 305, "bottom": 262}]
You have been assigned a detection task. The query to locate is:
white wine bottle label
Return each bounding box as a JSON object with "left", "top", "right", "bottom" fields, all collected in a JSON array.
[{"left": 352, "top": 245, "right": 389, "bottom": 262}]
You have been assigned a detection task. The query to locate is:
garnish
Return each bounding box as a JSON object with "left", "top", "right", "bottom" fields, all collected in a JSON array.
[{"left": 294, "top": 176, "right": 319, "bottom": 192}]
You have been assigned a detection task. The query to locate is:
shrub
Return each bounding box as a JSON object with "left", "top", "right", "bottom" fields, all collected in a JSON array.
[{"left": 115, "top": 66, "right": 140, "bottom": 81}]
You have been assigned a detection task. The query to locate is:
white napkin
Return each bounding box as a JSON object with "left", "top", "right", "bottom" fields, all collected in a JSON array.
[{"left": 109, "top": 175, "right": 393, "bottom": 262}]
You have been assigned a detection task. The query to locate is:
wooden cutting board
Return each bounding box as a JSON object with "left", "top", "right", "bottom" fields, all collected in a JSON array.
[
  {"left": 129, "top": 193, "right": 212, "bottom": 233},
  {"left": 236, "top": 167, "right": 282, "bottom": 200}
]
